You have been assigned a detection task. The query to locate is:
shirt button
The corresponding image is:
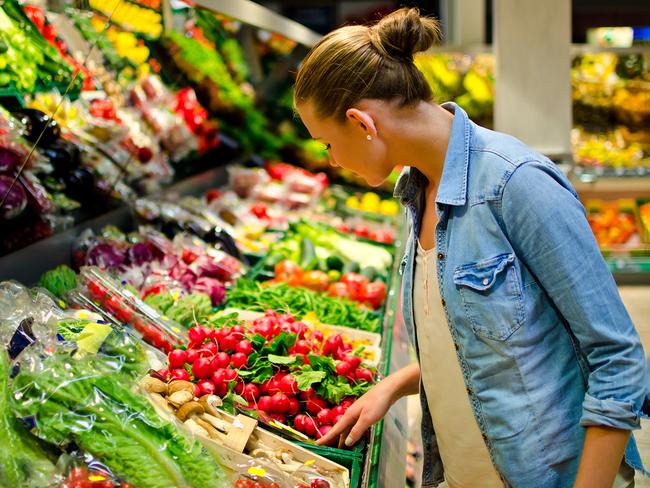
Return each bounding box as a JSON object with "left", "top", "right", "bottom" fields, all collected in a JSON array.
[
  {"left": 482, "top": 433, "right": 488, "bottom": 441},
  {"left": 482, "top": 278, "right": 490, "bottom": 286},
  {"left": 454, "top": 342, "right": 459, "bottom": 351},
  {"left": 466, "top": 387, "right": 472, "bottom": 395},
  {"left": 441, "top": 298, "right": 446, "bottom": 307},
  {"left": 437, "top": 252, "right": 445, "bottom": 260}
]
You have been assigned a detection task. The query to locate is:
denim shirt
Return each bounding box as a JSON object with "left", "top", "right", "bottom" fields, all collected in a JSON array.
[{"left": 395, "top": 103, "right": 647, "bottom": 487}]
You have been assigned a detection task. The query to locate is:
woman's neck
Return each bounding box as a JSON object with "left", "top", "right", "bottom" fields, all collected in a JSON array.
[{"left": 386, "top": 101, "right": 453, "bottom": 196}]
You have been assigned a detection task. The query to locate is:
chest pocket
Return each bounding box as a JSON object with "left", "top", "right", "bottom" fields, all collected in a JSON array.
[{"left": 453, "top": 253, "right": 525, "bottom": 341}]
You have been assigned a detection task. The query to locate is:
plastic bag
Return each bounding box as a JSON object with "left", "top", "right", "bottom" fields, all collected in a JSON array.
[{"left": 12, "top": 344, "right": 227, "bottom": 488}]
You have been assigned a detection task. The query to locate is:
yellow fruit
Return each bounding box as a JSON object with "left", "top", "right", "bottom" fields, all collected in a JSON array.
[
  {"left": 379, "top": 200, "right": 399, "bottom": 216},
  {"left": 346, "top": 196, "right": 360, "bottom": 209},
  {"left": 361, "top": 192, "right": 381, "bottom": 208}
]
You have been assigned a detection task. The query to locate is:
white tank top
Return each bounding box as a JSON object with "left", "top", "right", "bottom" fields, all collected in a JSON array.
[{"left": 413, "top": 240, "right": 503, "bottom": 488}]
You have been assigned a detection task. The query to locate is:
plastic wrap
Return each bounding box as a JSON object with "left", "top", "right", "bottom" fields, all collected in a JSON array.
[
  {"left": 73, "top": 267, "right": 185, "bottom": 353},
  {"left": 0, "top": 349, "right": 61, "bottom": 487},
  {"left": 12, "top": 345, "right": 227, "bottom": 488},
  {"left": 228, "top": 166, "right": 270, "bottom": 199}
]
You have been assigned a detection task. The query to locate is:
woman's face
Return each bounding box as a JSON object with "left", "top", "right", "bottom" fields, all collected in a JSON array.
[{"left": 297, "top": 101, "right": 395, "bottom": 187}]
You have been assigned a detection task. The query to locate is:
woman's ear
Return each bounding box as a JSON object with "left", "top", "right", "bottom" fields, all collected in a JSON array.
[{"left": 346, "top": 108, "right": 377, "bottom": 138}]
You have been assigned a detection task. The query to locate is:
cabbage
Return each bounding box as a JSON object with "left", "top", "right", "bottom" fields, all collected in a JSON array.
[
  {"left": 127, "top": 242, "right": 154, "bottom": 266},
  {"left": 169, "top": 263, "right": 197, "bottom": 290},
  {"left": 0, "top": 175, "right": 27, "bottom": 220},
  {"left": 86, "top": 242, "right": 126, "bottom": 269},
  {"left": 193, "top": 277, "right": 226, "bottom": 306},
  {"left": 0, "top": 147, "right": 20, "bottom": 174}
]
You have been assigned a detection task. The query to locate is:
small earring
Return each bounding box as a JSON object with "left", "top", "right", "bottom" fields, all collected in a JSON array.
[{"left": 366, "top": 134, "right": 372, "bottom": 141}]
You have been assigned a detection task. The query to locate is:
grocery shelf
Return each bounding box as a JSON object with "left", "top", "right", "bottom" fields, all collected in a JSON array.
[
  {"left": 0, "top": 165, "right": 232, "bottom": 285},
  {"left": 191, "top": 0, "right": 321, "bottom": 47},
  {"left": 608, "top": 257, "right": 650, "bottom": 285},
  {"left": 571, "top": 175, "right": 650, "bottom": 200}
]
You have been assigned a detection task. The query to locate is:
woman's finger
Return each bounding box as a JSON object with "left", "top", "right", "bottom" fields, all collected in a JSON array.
[{"left": 316, "top": 407, "right": 360, "bottom": 445}]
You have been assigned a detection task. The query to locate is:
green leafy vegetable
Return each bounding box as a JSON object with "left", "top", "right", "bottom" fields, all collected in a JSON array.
[
  {"left": 12, "top": 352, "right": 226, "bottom": 487},
  {"left": 267, "top": 354, "right": 296, "bottom": 365},
  {"left": 227, "top": 279, "right": 380, "bottom": 332},
  {"left": 38, "top": 265, "right": 77, "bottom": 298},
  {"left": 0, "top": 349, "right": 58, "bottom": 487}
]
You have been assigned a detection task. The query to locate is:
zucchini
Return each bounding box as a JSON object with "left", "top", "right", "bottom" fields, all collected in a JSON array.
[{"left": 300, "top": 237, "right": 318, "bottom": 270}]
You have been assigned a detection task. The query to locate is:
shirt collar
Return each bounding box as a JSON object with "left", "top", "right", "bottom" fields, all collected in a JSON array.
[{"left": 393, "top": 102, "right": 471, "bottom": 208}]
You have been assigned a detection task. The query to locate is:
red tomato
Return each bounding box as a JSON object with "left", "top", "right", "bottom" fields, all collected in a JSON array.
[
  {"left": 300, "top": 271, "right": 329, "bottom": 292},
  {"left": 353, "top": 225, "right": 370, "bottom": 238},
  {"left": 360, "top": 281, "right": 387, "bottom": 309},
  {"left": 274, "top": 260, "right": 303, "bottom": 283},
  {"left": 327, "top": 282, "right": 349, "bottom": 299}
]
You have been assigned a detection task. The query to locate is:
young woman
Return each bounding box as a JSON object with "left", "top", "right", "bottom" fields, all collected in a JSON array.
[{"left": 293, "top": 8, "right": 647, "bottom": 488}]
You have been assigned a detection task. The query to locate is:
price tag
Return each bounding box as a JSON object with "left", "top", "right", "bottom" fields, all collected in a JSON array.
[{"left": 247, "top": 467, "right": 266, "bottom": 477}]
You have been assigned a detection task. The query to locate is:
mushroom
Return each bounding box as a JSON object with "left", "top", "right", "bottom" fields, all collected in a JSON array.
[
  {"left": 176, "top": 401, "right": 205, "bottom": 421},
  {"left": 195, "top": 417, "right": 227, "bottom": 441},
  {"left": 198, "top": 394, "right": 222, "bottom": 416},
  {"left": 168, "top": 380, "right": 195, "bottom": 395},
  {"left": 148, "top": 392, "right": 173, "bottom": 413},
  {"left": 200, "top": 413, "right": 230, "bottom": 433},
  {"left": 185, "top": 418, "right": 209, "bottom": 437},
  {"left": 168, "top": 390, "right": 193, "bottom": 407},
  {"left": 142, "top": 377, "right": 168, "bottom": 395}
]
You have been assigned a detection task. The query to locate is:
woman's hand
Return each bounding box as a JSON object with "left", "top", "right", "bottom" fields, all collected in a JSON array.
[{"left": 317, "top": 363, "right": 421, "bottom": 447}]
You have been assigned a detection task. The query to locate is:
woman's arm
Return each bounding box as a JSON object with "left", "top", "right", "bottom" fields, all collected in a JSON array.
[
  {"left": 500, "top": 161, "right": 645, "bottom": 480},
  {"left": 316, "top": 362, "right": 421, "bottom": 446},
  {"left": 574, "top": 426, "right": 630, "bottom": 488}
]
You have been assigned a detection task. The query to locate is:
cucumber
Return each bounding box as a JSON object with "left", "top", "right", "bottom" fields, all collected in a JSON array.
[
  {"left": 343, "top": 261, "right": 360, "bottom": 274},
  {"left": 360, "top": 266, "right": 378, "bottom": 281},
  {"left": 325, "top": 255, "right": 344, "bottom": 271},
  {"left": 300, "top": 237, "right": 318, "bottom": 270}
]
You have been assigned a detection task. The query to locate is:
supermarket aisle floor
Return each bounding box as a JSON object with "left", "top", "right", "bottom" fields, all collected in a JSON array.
[{"left": 620, "top": 286, "right": 650, "bottom": 487}]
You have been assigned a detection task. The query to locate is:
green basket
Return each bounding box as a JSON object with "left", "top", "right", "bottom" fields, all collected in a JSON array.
[{"left": 296, "top": 440, "right": 366, "bottom": 488}]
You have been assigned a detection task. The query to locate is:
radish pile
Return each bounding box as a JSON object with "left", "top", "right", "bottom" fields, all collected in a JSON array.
[{"left": 155, "top": 310, "right": 377, "bottom": 444}]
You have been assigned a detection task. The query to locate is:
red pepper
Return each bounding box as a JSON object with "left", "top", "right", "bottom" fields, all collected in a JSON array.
[{"left": 23, "top": 5, "right": 46, "bottom": 30}]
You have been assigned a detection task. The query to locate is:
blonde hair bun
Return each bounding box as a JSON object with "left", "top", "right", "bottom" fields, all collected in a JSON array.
[{"left": 369, "top": 7, "right": 441, "bottom": 62}]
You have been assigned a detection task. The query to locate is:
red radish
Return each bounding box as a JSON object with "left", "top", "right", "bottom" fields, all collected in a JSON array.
[
  {"left": 290, "top": 352, "right": 310, "bottom": 365},
  {"left": 341, "top": 343, "right": 353, "bottom": 352},
  {"left": 335, "top": 360, "right": 352, "bottom": 377},
  {"left": 300, "top": 388, "right": 315, "bottom": 400},
  {"left": 236, "top": 340, "right": 253, "bottom": 355},
  {"left": 303, "top": 416, "right": 319, "bottom": 436},
  {"left": 264, "top": 309, "right": 278, "bottom": 317},
  {"left": 223, "top": 368, "right": 238, "bottom": 382},
  {"left": 212, "top": 369, "right": 226, "bottom": 385},
  {"left": 258, "top": 396, "right": 273, "bottom": 413},
  {"left": 279, "top": 313, "right": 294, "bottom": 323},
  {"left": 186, "top": 348, "right": 199, "bottom": 364},
  {"left": 293, "top": 414, "right": 307, "bottom": 432},
  {"left": 332, "top": 414, "right": 344, "bottom": 425},
  {"left": 305, "top": 396, "right": 327, "bottom": 415},
  {"left": 197, "top": 379, "right": 216, "bottom": 395},
  {"left": 213, "top": 327, "right": 229, "bottom": 343},
  {"left": 156, "top": 368, "right": 169, "bottom": 380},
  {"left": 340, "top": 397, "right": 355, "bottom": 409},
  {"left": 197, "top": 342, "right": 219, "bottom": 358},
  {"left": 311, "top": 478, "right": 331, "bottom": 488},
  {"left": 267, "top": 379, "right": 282, "bottom": 395},
  {"left": 279, "top": 374, "right": 298, "bottom": 395},
  {"left": 287, "top": 397, "right": 300, "bottom": 416},
  {"left": 269, "top": 413, "right": 286, "bottom": 423},
  {"left": 344, "top": 354, "right": 362, "bottom": 370},
  {"left": 168, "top": 349, "right": 188, "bottom": 368},
  {"left": 259, "top": 380, "right": 270, "bottom": 394},
  {"left": 188, "top": 326, "right": 208, "bottom": 344},
  {"left": 220, "top": 334, "right": 238, "bottom": 353},
  {"left": 192, "top": 358, "right": 213, "bottom": 379},
  {"left": 169, "top": 368, "right": 190, "bottom": 381},
  {"left": 331, "top": 405, "right": 346, "bottom": 418},
  {"left": 212, "top": 352, "right": 231, "bottom": 369},
  {"left": 230, "top": 352, "right": 248, "bottom": 369},
  {"left": 323, "top": 334, "right": 344, "bottom": 355},
  {"left": 271, "top": 393, "right": 290, "bottom": 413},
  {"left": 242, "top": 383, "right": 260, "bottom": 401},
  {"left": 215, "top": 382, "right": 228, "bottom": 396},
  {"left": 316, "top": 408, "right": 332, "bottom": 425},
  {"left": 317, "top": 424, "right": 333, "bottom": 438},
  {"left": 292, "top": 340, "right": 313, "bottom": 355},
  {"left": 230, "top": 325, "right": 245, "bottom": 338},
  {"left": 234, "top": 382, "right": 244, "bottom": 395},
  {"left": 311, "top": 330, "right": 324, "bottom": 342},
  {"left": 355, "top": 368, "right": 374, "bottom": 382}
]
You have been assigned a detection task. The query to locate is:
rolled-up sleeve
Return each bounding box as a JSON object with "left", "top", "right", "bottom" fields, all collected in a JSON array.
[{"left": 501, "top": 160, "right": 645, "bottom": 430}]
